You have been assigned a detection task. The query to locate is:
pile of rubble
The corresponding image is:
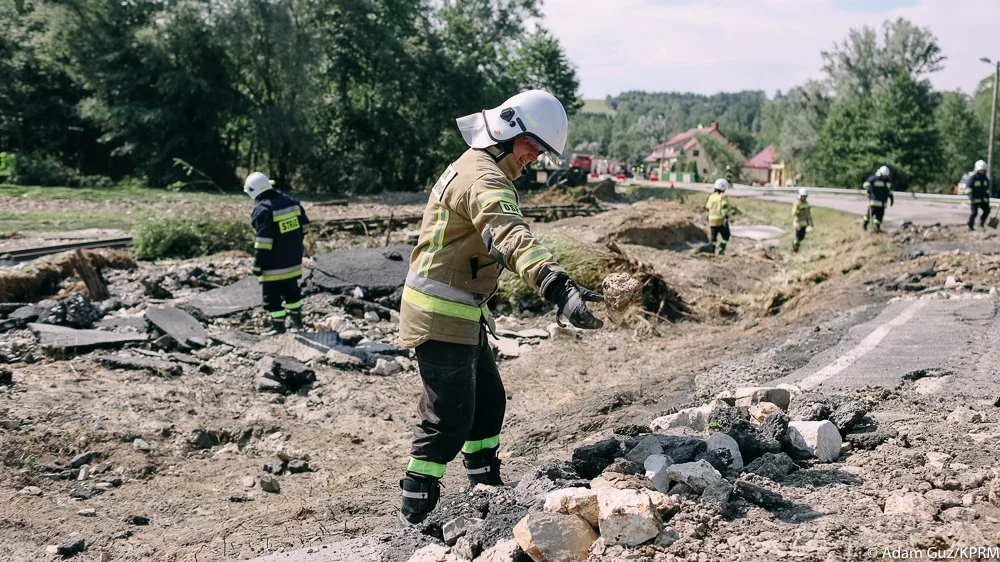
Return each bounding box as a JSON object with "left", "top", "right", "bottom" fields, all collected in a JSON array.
[{"left": 403, "top": 383, "right": 999, "bottom": 562}]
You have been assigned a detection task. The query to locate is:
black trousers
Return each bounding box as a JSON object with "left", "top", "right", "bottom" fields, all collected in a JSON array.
[
  {"left": 261, "top": 278, "right": 302, "bottom": 317},
  {"left": 969, "top": 201, "right": 990, "bottom": 228},
  {"left": 710, "top": 225, "right": 730, "bottom": 246},
  {"left": 409, "top": 328, "right": 505, "bottom": 474},
  {"left": 864, "top": 205, "right": 886, "bottom": 225},
  {"left": 795, "top": 226, "right": 807, "bottom": 242}
]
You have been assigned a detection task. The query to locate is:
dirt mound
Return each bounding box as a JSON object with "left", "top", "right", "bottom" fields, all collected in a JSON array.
[{"left": 539, "top": 200, "right": 707, "bottom": 252}]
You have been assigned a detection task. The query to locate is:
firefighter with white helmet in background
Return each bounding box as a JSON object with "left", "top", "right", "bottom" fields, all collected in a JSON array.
[
  {"left": 706, "top": 178, "right": 731, "bottom": 255},
  {"left": 792, "top": 187, "right": 813, "bottom": 253},
  {"left": 966, "top": 160, "right": 991, "bottom": 230},
  {"left": 862, "top": 166, "right": 893, "bottom": 233},
  {"left": 397, "top": 90, "right": 604, "bottom": 525},
  {"left": 244, "top": 172, "right": 310, "bottom": 334}
]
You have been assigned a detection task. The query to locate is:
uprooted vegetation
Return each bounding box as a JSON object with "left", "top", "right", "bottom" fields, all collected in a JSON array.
[{"left": 0, "top": 250, "right": 136, "bottom": 302}]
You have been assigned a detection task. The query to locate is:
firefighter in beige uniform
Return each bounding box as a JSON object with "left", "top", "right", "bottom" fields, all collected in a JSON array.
[{"left": 397, "top": 90, "right": 604, "bottom": 525}]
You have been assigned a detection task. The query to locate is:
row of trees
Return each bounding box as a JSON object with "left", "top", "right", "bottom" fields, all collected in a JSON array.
[
  {"left": 569, "top": 18, "right": 997, "bottom": 191},
  {"left": 0, "top": 0, "right": 582, "bottom": 192},
  {"left": 567, "top": 90, "right": 768, "bottom": 166}
]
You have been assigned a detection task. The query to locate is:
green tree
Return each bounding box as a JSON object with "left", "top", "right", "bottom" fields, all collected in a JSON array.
[
  {"left": 871, "top": 72, "right": 940, "bottom": 190},
  {"left": 46, "top": 0, "right": 236, "bottom": 186},
  {"left": 935, "top": 91, "right": 985, "bottom": 184},
  {"left": 810, "top": 95, "right": 879, "bottom": 188},
  {"left": 508, "top": 28, "right": 582, "bottom": 116},
  {"left": 821, "top": 17, "right": 944, "bottom": 98}
]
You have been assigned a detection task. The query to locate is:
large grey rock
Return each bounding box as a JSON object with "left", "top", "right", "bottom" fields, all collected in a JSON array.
[
  {"left": 30, "top": 323, "right": 147, "bottom": 353},
  {"left": 699, "top": 481, "right": 732, "bottom": 511},
  {"left": 706, "top": 432, "right": 744, "bottom": 470},
  {"left": 513, "top": 512, "right": 597, "bottom": 562},
  {"left": 624, "top": 435, "right": 664, "bottom": 465},
  {"left": 146, "top": 307, "right": 207, "bottom": 349},
  {"left": 571, "top": 438, "right": 622, "bottom": 479},
  {"left": 543, "top": 487, "right": 599, "bottom": 528},
  {"left": 733, "top": 480, "right": 784, "bottom": 509},
  {"left": 743, "top": 452, "right": 797, "bottom": 482},
  {"left": 706, "top": 402, "right": 784, "bottom": 463},
  {"left": 311, "top": 245, "right": 412, "bottom": 298},
  {"left": 649, "top": 400, "right": 728, "bottom": 433},
  {"left": 785, "top": 421, "right": 842, "bottom": 462},
  {"left": 643, "top": 454, "right": 674, "bottom": 493},
  {"left": 187, "top": 276, "right": 262, "bottom": 317},
  {"left": 596, "top": 488, "right": 661, "bottom": 547},
  {"left": 638, "top": 435, "right": 706, "bottom": 464},
  {"left": 665, "top": 460, "right": 722, "bottom": 493}
]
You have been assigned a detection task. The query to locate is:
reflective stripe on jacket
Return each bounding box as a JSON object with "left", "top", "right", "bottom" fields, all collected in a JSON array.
[
  {"left": 792, "top": 201, "right": 812, "bottom": 228},
  {"left": 251, "top": 192, "right": 310, "bottom": 282},
  {"left": 398, "top": 147, "right": 566, "bottom": 348},
  {"left": 863, "top": 175, "right": 893, "bottom": 206},
  {"left": 706, "top": 193, "right": 729, "bottom": 227},
  {"left": 967, "top": 174, "right": 990, "bottom": 203}
]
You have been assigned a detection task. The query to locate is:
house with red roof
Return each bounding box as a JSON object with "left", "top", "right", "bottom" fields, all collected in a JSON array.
[
  {"left": 743, "top": 145, "right": 776, "bottom": 185},
  {"left": 643, "top": 122, "right": 744, "bottom": 181},
  {"left": 743, "top": 144, "right": 799, "bottom": 186}
]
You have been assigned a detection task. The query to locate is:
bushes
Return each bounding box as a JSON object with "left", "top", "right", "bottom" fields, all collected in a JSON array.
[
  {"left": 0, "top": 151, "right": 76, "bottom": 186},
  {"left": 133, "top": 213, "right": 253, "bottom": 260},
  {"left": 0, "top": 151, "right": 114, "bottom": 187}
]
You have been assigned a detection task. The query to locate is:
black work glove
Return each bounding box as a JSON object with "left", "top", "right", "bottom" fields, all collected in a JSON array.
[{"left": 540, "top": 273, "right": 604, "bottom": 329}]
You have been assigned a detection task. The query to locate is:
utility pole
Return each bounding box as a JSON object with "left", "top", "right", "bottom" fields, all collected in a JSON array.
[{"left": 982, "top": 57, "right": 999, "bottom": 191}]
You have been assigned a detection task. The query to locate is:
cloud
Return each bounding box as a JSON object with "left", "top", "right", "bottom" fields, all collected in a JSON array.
[{"left": 540, "top": 0, "right": 998, "bottom": 98}]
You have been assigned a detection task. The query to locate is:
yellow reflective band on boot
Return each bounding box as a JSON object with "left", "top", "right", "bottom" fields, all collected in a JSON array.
[
  {"left": 461, "top": 435, "right": 500, "bottom": 454},
  {"left": 515, "top": 246, "right": 552, "bottom": 277},
  {"left": 407, "top": 458, "right": 446, "bottom": 478},
  {"left": 284, "top": 300, "right": 303, "bottom": 310},
  {"left": 402, "top": 287, "right": 487, "bottom": 322},
  {"left": 870, "top": 202, "right": 884, "bottom": 208},
  {"left": 269, "top": 310, "right": 287, "bottom": 319}
]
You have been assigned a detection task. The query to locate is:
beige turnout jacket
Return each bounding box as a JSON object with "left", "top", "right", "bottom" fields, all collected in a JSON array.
[{"left": 398, "top": 147, "right": 565, "bottom": 347}]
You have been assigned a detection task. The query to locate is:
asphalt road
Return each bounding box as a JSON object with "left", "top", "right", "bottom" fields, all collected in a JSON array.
[
  {"left": 774, "top": 296, "right": 996, "bottom": 392},
  {"left": 635, "top": 180, "right": 974, "bottom": 228}
]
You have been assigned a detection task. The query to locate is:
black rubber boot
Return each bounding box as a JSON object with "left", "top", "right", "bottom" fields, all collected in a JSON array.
[
  {"left": 862, "top": 220, "right": 868, "bottom": 231},
  {"left": 463, "top": 449, "right": 503, "bottom": 487},
  {"left": 399, "top": 473, "right": 440, "bottom": 526},
  {"left": 287, "top": 310, "right": 303, "bottom": 331},
  {"left": 267, "top": 318, "right": 286, "bottom": 335},
  {"left": 873, "top": 223, "right": 881, "bottom": 233},
  {"left": 792, "top": 242, "right": 800, "bottom": 253}
]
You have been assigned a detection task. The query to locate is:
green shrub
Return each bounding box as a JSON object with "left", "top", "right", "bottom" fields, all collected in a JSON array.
[
  {"left": 133, "top": 213, "right": 253, "bottom": 260},
  {"left": 116, "top": 175, "right": 149, "bottom": 189},
  {"left": 0, "top": 151, "right": 77, "bottom": 186}
]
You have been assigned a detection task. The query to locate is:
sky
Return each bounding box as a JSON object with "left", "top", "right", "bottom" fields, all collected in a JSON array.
[{"left": 539, "top": 0, "right": 1000, "bottom": 100}]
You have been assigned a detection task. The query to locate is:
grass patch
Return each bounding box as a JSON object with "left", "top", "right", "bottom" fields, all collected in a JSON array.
[
  {"left": 0, "top": 183, "right": 241, "bottom": 203},
  {"left": 132, "top": 212, "right": 253, "bottom": 260}
]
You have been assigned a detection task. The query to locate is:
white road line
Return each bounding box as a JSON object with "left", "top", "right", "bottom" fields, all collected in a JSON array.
[{"left": 798, "top": 300, "right": 928, "bottom": 389}]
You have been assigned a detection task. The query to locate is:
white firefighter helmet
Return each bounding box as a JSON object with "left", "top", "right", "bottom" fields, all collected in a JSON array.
[
  {"left": 456, "top": 90, "right": 569, "bottom": 157},
  {"left": 975, "top": 159, "right": 988, "bottom": 172},
  {"left": 243, "top": 172, "right": 273, "bottom": 200},
  {"left": 714, "top": 178, "right": 729, "bottom": 192},
  {"left": 798, "top": 187, "right": 809, "bottom": 197},
  {"left": 877, "top": 165, "right": 891, "bottom": 178}
]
